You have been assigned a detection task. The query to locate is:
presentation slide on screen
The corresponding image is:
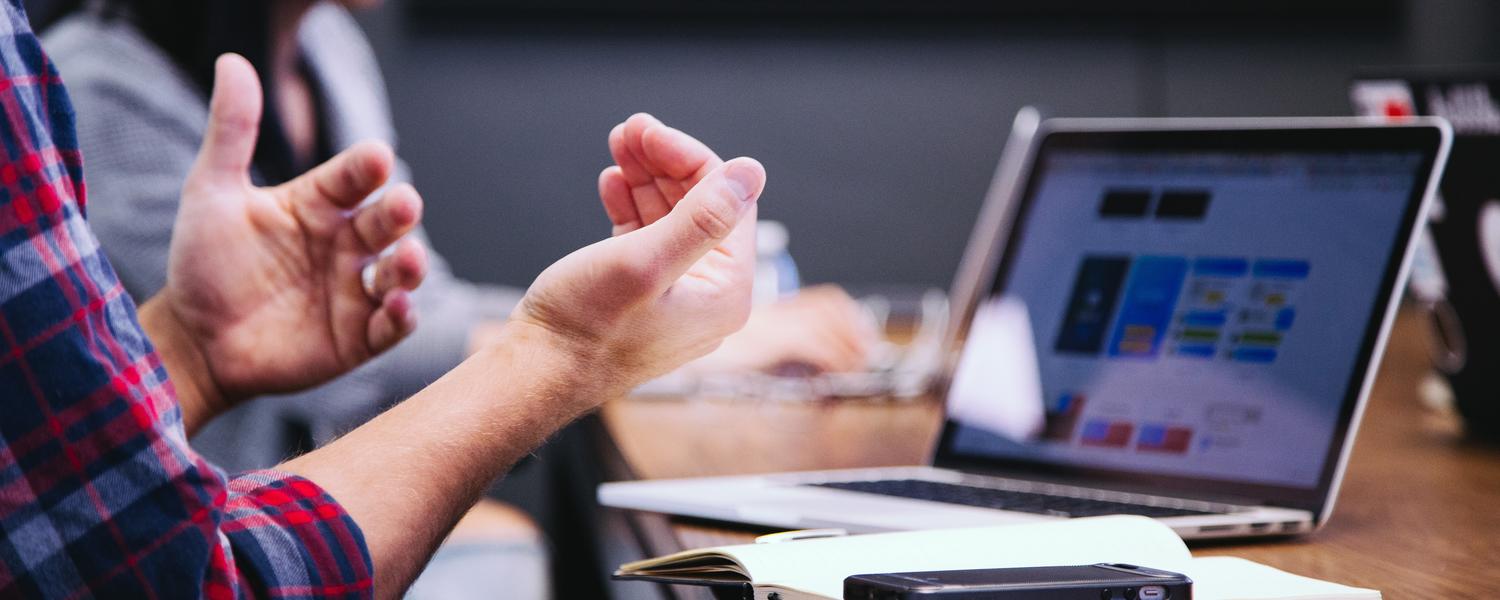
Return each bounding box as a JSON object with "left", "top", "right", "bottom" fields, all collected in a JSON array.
[{"left": 948, "top": 150, "right": 1420, "bottom": 489}]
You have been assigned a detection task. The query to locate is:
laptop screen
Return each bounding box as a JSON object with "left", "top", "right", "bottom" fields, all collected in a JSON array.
[{"left": 939, "top": 125, "right": 1443, "bottom": 509}]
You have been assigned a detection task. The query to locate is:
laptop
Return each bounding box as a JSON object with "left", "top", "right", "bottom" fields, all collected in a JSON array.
[{"left": 600, "top": 116, "right": 1451, "bottom": 540}]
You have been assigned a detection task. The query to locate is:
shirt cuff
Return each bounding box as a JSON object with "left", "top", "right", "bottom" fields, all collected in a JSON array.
[{"left": 220, "top": 470, "right": 373, "bottom": 599}]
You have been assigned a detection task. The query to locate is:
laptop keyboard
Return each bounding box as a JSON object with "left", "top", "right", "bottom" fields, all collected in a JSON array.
[{"left": 809, "top": 479, "right": 1221, "bottom": 518}]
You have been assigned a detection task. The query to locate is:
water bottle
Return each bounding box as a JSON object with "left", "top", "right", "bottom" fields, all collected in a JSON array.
[{"left": 754, "top": 220, "right": 800, "bottom": 305}]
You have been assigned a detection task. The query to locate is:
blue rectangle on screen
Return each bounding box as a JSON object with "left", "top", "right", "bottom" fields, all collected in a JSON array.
[
  {"left": 1056, "top": 393, "right": 1076, "bottom": 413},
  {"left": 1107, "top": 256, "right": 1189, "bottom": 358},
  {"left": 1080, "top": 420, "right": 1110, "bottom": 441},
  {"left": 1137, "top": 425, "right": 1166, "bottom": 446},
  {"left": 1232, "top": 347, "right": 1278, "bottom": 363},
  {"left": 1192, "top": 257, "right": 1249, "bottom": 277},
  {"left": 1252, "top": 259, "right": 1310, "bottom": 279},
  {"left": 1176, "top": 345, "right": 1215, "bottom": 358},
  {"left": 1275, "top": 308, "right": 1296, "bottom": 330},
  {"left": 1181, "top": 311, "right": 1228, "bottom": 328}
]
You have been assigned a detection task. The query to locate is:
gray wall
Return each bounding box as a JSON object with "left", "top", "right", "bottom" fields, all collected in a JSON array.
[{"left": 354, "top": 1, "right": 1500, "bottom": 291}]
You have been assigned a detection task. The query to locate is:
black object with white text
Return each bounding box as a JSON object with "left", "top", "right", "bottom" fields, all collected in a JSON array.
[
  {"left": 1352, "top": 68, "right": 1500, "bottom": 440},
  {"left": 844, "top": 563, "right": 1191, "bottom": 600}
]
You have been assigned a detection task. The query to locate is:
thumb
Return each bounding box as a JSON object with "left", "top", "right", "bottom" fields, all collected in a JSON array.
[
  {"left": 630, "top": 157, "right": 765, "bottom": 283},
  {"left": 189, "top": 54, "right": 262, "bottom": 190}
]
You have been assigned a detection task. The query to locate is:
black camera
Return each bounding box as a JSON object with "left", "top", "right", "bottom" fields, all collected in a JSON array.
[{"left": 843, "top": 563, "right": 1192, "bottom": 600}]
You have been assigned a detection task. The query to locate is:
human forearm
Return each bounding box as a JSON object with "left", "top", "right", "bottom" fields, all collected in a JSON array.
[
  {"left": 281, "top": 122, "right": 762, "bottom": 599},
  {"left": 138, "top": 295, "right": 228, "bottom": 436},
  {"left": 278, "top": 320, "right": 615, "bottom": 598}
]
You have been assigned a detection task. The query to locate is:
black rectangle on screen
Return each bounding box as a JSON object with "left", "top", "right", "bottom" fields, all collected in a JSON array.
[
  {"left": 1156, "top": 190, "right": 1211, "bottom": 219},
  {"left": 1099, "top": 189, "right": 1152, "bottom": 218}
]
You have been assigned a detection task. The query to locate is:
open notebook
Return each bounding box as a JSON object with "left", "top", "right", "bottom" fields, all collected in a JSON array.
[{"left": 615, "top": 516, "right": 1377, "bottom": 600}]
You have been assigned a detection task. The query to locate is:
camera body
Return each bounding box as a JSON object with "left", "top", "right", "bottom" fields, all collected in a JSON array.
[{"left": 843, "top": 563, "right": 1191, "bottom": 600}]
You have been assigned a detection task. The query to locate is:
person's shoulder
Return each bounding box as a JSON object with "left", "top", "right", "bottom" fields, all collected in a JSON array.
[
  {"left": 46, "top": 13, "right": 156, "bottom": 80},
  {"left": 304, "top": 2, "right": 371, "bottom": 41},
  {"left": 302, "top": 3, "right": 381, "bottom": 77},
  {"left": 301, "top": 2, "right": 398, "bottom": 145},
  {"left": 1, "top": 0, "right": 28, "bottom": 35},
  {"left": 44, "top": 13, "right": 205, "bottom": 124}
]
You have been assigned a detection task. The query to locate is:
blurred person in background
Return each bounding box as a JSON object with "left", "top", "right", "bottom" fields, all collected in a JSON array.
[{"left": 40, "top": 0, "right": 875, "bottom": 597}]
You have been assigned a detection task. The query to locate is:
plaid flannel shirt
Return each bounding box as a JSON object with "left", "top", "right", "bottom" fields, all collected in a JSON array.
[{"left": 0, "top": 2, "right": 373, "bottom": 598}]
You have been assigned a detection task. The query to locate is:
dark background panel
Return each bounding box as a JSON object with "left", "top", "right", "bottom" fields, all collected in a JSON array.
[
  {"left": 366, "top": 20, "right": 1147, "bottom": 289},
  {"left": 408, "top": 0, "right": 1401, "bottom": 19},
  {"left": 24, "top": 0, "right": 1500, "bottom": 290},
  {"left": 349, "top": 0, "right": 1500, "bottom": 291}
]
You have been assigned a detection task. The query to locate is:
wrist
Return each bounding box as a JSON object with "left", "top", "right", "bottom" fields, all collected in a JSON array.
[
  {"left": 465, "top": 320, "right": 510, "bottom": 356},
  {"left": 481, "top": 318, "right": 627, "bottom": 415},
  {"left": 138, "top": 295, "right": 231, "bottom": 435}
]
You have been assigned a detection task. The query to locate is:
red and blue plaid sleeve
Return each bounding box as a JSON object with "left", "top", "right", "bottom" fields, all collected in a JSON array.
[{"left": 0, "top": 3, "right": 373, "bottom": 598}]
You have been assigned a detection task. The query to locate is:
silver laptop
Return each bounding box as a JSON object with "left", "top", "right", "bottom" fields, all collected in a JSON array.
[{"left": 601, "top": 115, "right": 1451, "bottom": 540}]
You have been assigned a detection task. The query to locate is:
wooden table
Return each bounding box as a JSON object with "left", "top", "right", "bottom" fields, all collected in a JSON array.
[{"left": 600, "top": 311, "right": 1500, "bottom": 598}]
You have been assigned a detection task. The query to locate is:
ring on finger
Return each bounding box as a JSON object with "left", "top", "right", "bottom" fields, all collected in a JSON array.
[{"left": 361, "top": 261, "right": 380, "bottom": 301}]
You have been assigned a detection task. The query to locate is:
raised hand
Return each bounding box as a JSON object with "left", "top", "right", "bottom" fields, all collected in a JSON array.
[
  {"left": 151, "top": 54, "right": 428, "bottom": 421},
  {"left": 512, "top": 155, "right": 766, "bottom": 394},
  {"left": 597, "top": 114, "right": 877, "bottom": 375}
]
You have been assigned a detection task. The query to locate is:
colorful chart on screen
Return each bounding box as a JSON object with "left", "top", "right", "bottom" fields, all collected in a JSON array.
[{"left": 948, "top": 149, "right": 1421, "bottom": 489}]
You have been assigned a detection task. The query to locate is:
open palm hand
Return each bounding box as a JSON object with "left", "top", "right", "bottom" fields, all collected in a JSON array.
[{"left": 158, "top": 55, "right": 428, "bottom": 405}]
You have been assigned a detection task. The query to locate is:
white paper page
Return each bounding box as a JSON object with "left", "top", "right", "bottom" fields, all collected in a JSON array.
[
  {"left": 726, "top": 516, "right": 1190, "bottom": 598},
  {"left": 1185, "top": 557, "right": 1379, "bottom": 600}
]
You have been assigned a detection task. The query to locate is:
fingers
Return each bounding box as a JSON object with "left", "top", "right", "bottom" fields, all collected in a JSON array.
[
  {"left": 608, "top": 118, "right": 671, "bottom": 222},
  {"left": 606, "top": 113, "right": 724, "bottom": 227},
  {"left": 630, "top": 157, "right": 766, "bottom": 285},
  {"left": 812, "top": 317, "right": 874, "bottom": 373},
  {"left": 366, "top": 289, "right": 418, "bottom": 355},
  {"left": 187, "top": 54, "right": 262, "bottom": 190},
  {"left": 788, "top": 336, "right": 866, "bottom": 374},
  {"left": 609, "top": 114, "right": 661, "bottom": 186},
  {"left": 365, "top": 238, "right": 428, "bottom": 301},
  {"left": 362, "top": 239, "right": 426, "bottom": 355},
  {"left": 803, "top": 287, "right": 877, "bottom": 368},
  {"left": 281, "top": 141, "right": 395, "bottom": 215},
  {"left": 640, "top": 120, "right": 721, "bottom": 184},
  {"left": 354, "top": 183, "right": 423, "bottom": 252},
  {"left": 598, "top": 166, "right": 642, "bottom": 235}
]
